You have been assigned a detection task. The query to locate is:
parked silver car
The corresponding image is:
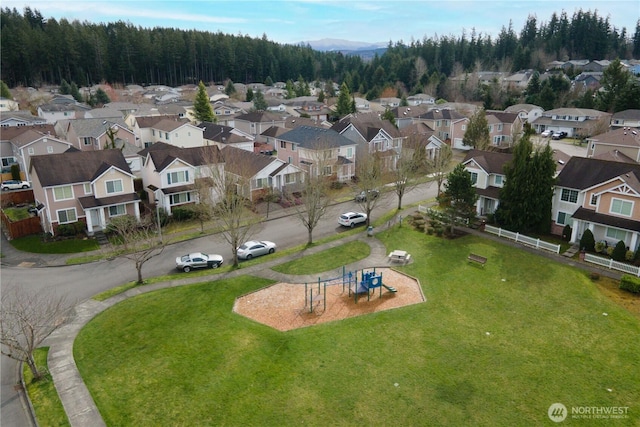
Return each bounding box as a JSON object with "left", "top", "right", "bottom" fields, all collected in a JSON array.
[
  {"left": 237, "top": 240, "right": 277, "bottom": 260},
  {"left": 175, "top": 252, "right": 223, "bottom": 272},
  {"left": 338, "top": 212, "right": 368, "bottom": 228}
]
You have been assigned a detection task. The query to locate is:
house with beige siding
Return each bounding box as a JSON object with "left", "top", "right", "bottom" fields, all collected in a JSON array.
[
  {"left": 29, "top": 150, "right": 140, "bottom": 236},
  {"left": 586, "top": 127, "right": 640, "bottom": 162},
  {"left": 7, "top": 129, "right": 74, "bottom": 181},
  {"left": 55, "top": 118, "right": 136, "bottom": 151}
]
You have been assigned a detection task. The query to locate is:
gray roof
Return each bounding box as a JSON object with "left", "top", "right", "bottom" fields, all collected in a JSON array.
[
  {"left": 278, "top": 126, "right": 356, "bottom": 149},
  {"left": 139, "top": 142, "right": 222, "bottom": 171},
  {"left": 463, "top": 149, "right": 513, "bottom": 174},
  {"left": 66, "top": 118, "right": 129, "bottom": 138},
  {"left": 556, "top": 157, "right": 640, "bottom": 190},
  {"left": 30, "top": 149, "right": 132, "bottom": 186}
]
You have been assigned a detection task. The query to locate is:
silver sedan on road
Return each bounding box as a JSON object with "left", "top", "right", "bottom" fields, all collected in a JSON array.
[{"left": 237, "top": 240, "right": 276, "bottom": 260}]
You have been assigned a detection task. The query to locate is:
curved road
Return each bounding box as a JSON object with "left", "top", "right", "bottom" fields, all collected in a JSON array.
[{"left": 1, "top": 182, "right": 438, "bottom": 427}]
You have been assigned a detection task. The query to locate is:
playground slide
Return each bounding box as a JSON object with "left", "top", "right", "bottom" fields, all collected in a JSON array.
[{"left": 382, "top": 284, "right": 397, "bottom": 293}]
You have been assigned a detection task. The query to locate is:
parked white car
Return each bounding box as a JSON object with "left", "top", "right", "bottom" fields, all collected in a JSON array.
[
  {"left": 338, "top": 212, "right": 368, "bottom": 228},
  {"left": 1, "top": 180, "right": 30, "bottom": 191}
]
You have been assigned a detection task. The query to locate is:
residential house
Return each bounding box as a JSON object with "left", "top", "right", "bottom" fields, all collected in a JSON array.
[
  {"left": 586, "top": 127, "right": 640, "bottom": 163},
  {"left": 6, "top": 129, "right": 74, "bottom": 181},
  {"left": 400, "top": 122, "right": 446, "bottom": 161},
  {"left": 331, "top": 113, "right": 403, "bottom": 172},
  {"left": 0, "top": 124, "right": 56, "bottom": 173},
  {"left": 573, "top": 72, "right": 602, "bottom": 91},
  {"left": 0, "top": 111, "right": 47, "bottom": 128},
  {"left": 406, "top": 94, "right": 436, "bottom": 106},
  {"left": 37, "top": 96, "right": 91, "bottom": 123},
  {"left": 56, "top": 118, "right": 137, "bottom": 151},
  {"left": 276, "top": 126, "right": 357, "bottom": 182},
  {"left": 553, "top": 157, "right": 640, "bottom": 250},
  {"left": 233, "top": 111, "right": 287, "bottom": 138},
  {"left": 583, "top": 60, "right": 611, "bottom": 72},
  {"left": 197, "top": 122, "right": 254, "bottom": 152},
  {"left": 353, "top": 97, "right": 371, "bottom": 112},
  {"left": 503, "top": 70, "right": 533, "bottom": 90},
  {"left": 138, "top": 142, "right": 224, "bottom": 215},
  {"left": 29, "top": 149, "right": 141, "bottom": 236},
  {"left": 530, "top": 108, "right": 611, "bottom": 139},
  {"left": 0, "top": 97, "right": 19, "bottom": 112},
  {"left": 414, "top": 108, "right": 469, "bottom": 150},
  {"left": 390, "top": 105, "right": 430, "bottom": 130},
  {"left": 561, "top": 59, "right": 590, "bottom": 72},
  {"left": 462, "top": 150, "right": 512, "bottom": 216},
  {"left": 221, "top": 145, "right": 304, "bottom": 201},
  {"left": 138, "top": 116, "right": 203, "bottom": 148},
  {"left": 610, "top": 109, "right": 640, "bottom": 129},
  {"left": 485, "top": 110, "right": 524, "bottom": 147},
  {"left": 285, "top": 98, "right": 331, "bottom": 123},
  {"left": 504, "top": 104, "right": 544, "bottom": 124},
  {"left": 259, "top": 126, "right": 289, "bottom": 154},
  {"left": 132, "top": 115, "right": 185, "bottom": 147},
  {"left": 377, "top": 97, "right": 401, "bottom": 108}
]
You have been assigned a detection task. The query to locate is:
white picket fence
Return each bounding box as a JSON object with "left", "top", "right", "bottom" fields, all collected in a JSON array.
[
  {"left": 584, "top": 253, "right": 640, "bottom": 277},
  {"left": 484, "top": 225, "right": 561, "bottom": 254}
]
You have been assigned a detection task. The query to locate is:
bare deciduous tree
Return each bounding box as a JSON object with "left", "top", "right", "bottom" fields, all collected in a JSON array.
[
  {"left": 286, "top": 141, "right": 333, "bottom": 245},
  {"left": 388, "top": 146, "right": 422, "bottom": 210},
  {"left": 355, "top": 152, "right": 384, "bottom": 226},
  {"left": 108, "top": 214, "right": 166, "bottom": 284},
  {"left": 1, "top": 287, "right": 73, "bottom": 380},
  {"left": 426, "top": 143, "right": 453, "bottom": 198}
]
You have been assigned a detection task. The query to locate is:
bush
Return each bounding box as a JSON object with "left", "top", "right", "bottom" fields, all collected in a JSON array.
[
  {"left": 619, "top": 275, "right": 640, "bottom": 293},
  {"left": 10, "top": 163, "right": 21, "bottom": 181},
  {"left": 579, "top": 229, "right": 595, "bottom": 252},
  {"left": 329, "top": 181, "right": 345, "bottom": 190},
  {"left": 56, "top": 224, "right": 76, "bottom": 237},
  {"left": 171, "top": 206, "right": 195, "bottom": 222},
  {"left": 611, "top": 240, "right": 627, "bottom": 262},
  {"left": 562, "top": 224, "right": 572, "bottom": 241},
  {"left": 606, "top": 246, "right": 614, "bottom": 257},
  {"left": 625, "top": 250, "right": 635, "bottom": 262},
  {"left": 589, "top": 272, "right": 600, "bottom": 281},
  {"left": 594, "top": 241, "right": 606, "bottom": 254}
]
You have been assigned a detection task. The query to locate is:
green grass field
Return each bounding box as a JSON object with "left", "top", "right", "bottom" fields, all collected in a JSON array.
[{"left": 74, "top": 227, "right": 640, "bottom": 426}]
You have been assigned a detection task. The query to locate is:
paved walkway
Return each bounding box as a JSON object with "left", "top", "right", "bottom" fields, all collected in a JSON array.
[{"left": 4, "top": 207, "right": 624, "bottom": 427}]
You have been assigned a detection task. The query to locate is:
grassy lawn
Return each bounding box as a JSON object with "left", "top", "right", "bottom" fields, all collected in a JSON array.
[
  {"left": 74, "top": 227, "right": 640, "bottom": 426},
  {"left": 23, "top": 347, "right": 70, "bottom": 427},
  {"left": 10, "top": 235, "right": 100, "bottom": 254},
  {"left": 271, "top": 240, "right": 370, "bottom": 275}
]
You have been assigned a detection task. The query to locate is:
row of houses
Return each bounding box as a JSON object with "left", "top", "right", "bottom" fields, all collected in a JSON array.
[{"left": 463, "top": 149, "right": 640, "bottom": 252}]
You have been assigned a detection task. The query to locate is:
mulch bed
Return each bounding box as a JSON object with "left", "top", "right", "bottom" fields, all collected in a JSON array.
[{"left": 233, "top": 267, "right": 426, "bottom": 331}]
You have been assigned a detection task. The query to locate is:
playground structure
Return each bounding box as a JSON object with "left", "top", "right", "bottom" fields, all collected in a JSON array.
[{"left": 305, "top": 267, "right": 397, "bottom": 313}]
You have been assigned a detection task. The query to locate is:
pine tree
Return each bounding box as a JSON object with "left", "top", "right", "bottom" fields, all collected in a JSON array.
[
  {"left": 252, "top": 90, "right": 267, "bottom": 111},
  {"left": 193, "top": 81, "right": 214, "bottom": 122},
  {"left": 596, "top": 59, "right": 631, "bottom": 112},
  {"left": 336, "top": 82, "right": 354, "bottom": 117},
  {"left": 246, "top": 88, "right": 254, "bottom": 102},
  {"left": 495, "top": 127, "right": 556, "bottom": 233},
  {"left": 382, "top": 108, "right": 396, "bottom": 127},
  {"left": 95, "top": 88, "right": 110, "bottom": 105},
  {"left": 0, "top": 80, "right": 12, "bottom": 99},
  {"left": 438, "top": 163, "right": 478, "bottom": 234},
  {"left": 225, "top": 80, "right": 236, "bottom": 96},
  {"left": 463, "top": 107, "right": 490, "bottom": 149},
  {"left": 69, "top": 82, "right": 83, "bottom": 102}
]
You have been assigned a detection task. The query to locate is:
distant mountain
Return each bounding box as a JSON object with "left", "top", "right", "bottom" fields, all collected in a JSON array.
[{"left": 301, "top": 38, "right": 387, "bottom": 52}]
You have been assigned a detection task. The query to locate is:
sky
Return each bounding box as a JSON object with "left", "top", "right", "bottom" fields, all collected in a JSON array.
[{"left": 3, "top": 1, "right": 639, "bottom": 46}]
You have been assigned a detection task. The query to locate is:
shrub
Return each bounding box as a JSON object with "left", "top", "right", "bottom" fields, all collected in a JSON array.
[
  {"left": 171, "top": 206, "right": 195, "bottom": 222},
  {"left": 10, "top": 163, "right": 20, "bottom": 181},
  {"left": 625, "top": 250, "right": 635, "bottom": 262},
  {"left": 329, "top": 181, "right": 345, "bottom": 190},
  {"left": 619, "top": 275, "right": 640, "bottom": 293},
  {"left": 606, "top": 246, "right": 614, "bottom": 257},
  {"left": 56, "top": 224, "right": 76, "bottom": 237},
  {"left": 611, "top": 240, "right": 627, "bottom": 262},
  {"left": 562, "top": 224, "right": 572, "bottom": 241},
  {"left": 589, "top": 272, "right": 600, "bottom": 281},
  {"left": 594, "top": 241, "right": 606, "bottom": 254},
  {"left": 579, "top": 229, "right": 595, "bottom": 252}
]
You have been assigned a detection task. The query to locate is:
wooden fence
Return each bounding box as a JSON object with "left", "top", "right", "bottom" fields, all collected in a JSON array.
[
  {"left": 0, "top": 210, "right": 42, "bottom": 240},
  {"left": 0, "top": 189, "right": 35, "bottom": 208}
]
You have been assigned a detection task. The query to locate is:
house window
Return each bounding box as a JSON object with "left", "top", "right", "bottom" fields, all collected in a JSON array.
[
  {"left": 489, "top": 125, "right": 494, "bottom": 132},
  {"left": 152, "top": 130, "right": 155, "bottom": 137},
  {"left": 53, "top": 185, "right": 73, "bottom": 201},
  {"left": 288, "top": 157, "right": 292, "bottom": 164},
  {"left": 83, "top": 183, "right": 92, "bottom": 194},
  {"left": 495, "top": 175, "right": 503, "bottom": 186},
  {"left": 347, "top": 147, "right": 353, "bottom": 157},
  {"left": 606, "top": 227, "right": 627, "bottom": 241},
  {"left": 291, "top": 144, "right": 295, "bottom": 151},
  {"left": 497, "top": 124, "right": 503, "bottom": 131},
  {"left": 28, "top": 147, "right": 35, "bottom": 155},
  {"left": 169, "top": 192, "right": 191, "bottom": 205},
  {"left": 167, "top": 170, "right": 189, "bottom": 185},
  {"left": 469, "top": 171, "right": 478, "bottom": 185},
  {"left": 461, "top": 124, "right": 466, "bottom": 131},
  {"left": 57, "top": 208, "right": 77, "bottom": 224},
  {"left": 255, "top": 178, "right": 265, "bottom": 188},
  {"left": 83, "top": 137, "right": 92, "bottom": 146},
  {"left": 280, "top": 141, "right": 286, "bottom": 149},
  {"left": 323, "top": 166, "right": 332, "bottom": 175},
  {"left": 556, "top": 211, "right": 572, "bottom": 225},
  {"left": 108, "top": 204, "right": 126, "bottom": 217},
  {"left": 560, "top": 189, "right": 578, "bottom": 203},
  {"left": 165, "top": 132, "right": 169, "bottom": 140},
  {"left": 105, "top": 179, "right": 123, "bottom": 194},
  {"left": 590, "top": 194, "right": 598, "bottom": 205},
  {"left": 610, "top": 198, "right": 632, "bottom": 216},
  {"left": 2, "top": 157, "right": 17, "bottom": 166},
  {"left": 285, "top": 174, "right": 294, "bottom": 184}
]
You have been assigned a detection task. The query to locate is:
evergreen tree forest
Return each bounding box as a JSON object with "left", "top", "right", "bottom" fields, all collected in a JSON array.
[{"left": 2, "top": 7, "right": 639, "bottom": 103}]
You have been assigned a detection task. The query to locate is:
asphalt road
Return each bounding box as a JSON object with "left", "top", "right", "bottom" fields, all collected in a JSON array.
[{"left": 1, "top": 180, "right": 439, "bottom": 427}]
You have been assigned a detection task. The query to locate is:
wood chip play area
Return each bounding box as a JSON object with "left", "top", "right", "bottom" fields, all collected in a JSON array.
[{"left": 233, "top": 268, "right": 425, "bottom": 331}]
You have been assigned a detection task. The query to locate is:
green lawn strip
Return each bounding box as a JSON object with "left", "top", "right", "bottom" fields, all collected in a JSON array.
[
  {"left": 10, "top": 235, "right": 99, "bottom": 254},
  {"left": 4, "top": 206, "right": 30, "bottom": 221},
  {"left": 74, "top": 228, "right": 640, "bottom": 426},
  {"left": 23, "top": 347, "right": 70, "bottom": 427},
  {"left": 271, "top": 240, "right": 370, "bottom": 275}
]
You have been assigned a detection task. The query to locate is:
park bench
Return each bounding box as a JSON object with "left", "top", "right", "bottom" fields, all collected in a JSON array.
[{"left": 467, "top": 253, "right": 487, "bottom": 267}]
